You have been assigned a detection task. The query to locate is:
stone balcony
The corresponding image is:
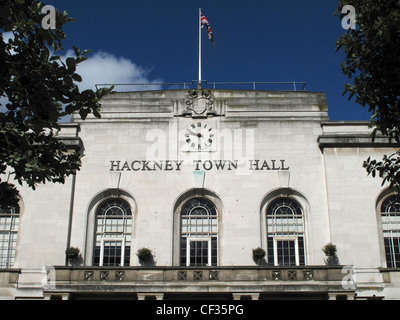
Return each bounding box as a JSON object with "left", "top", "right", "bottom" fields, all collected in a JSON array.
[{"left": 40, "top": 265, "right": 354, "bottom": 300}]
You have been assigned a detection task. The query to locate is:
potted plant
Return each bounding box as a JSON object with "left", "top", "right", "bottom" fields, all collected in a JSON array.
[
  {"left": 65, "top": 246, "right": 82, "bottom": 266},
  {"left": 252, "top": 247, "right": 266, "bottom": 265},
  {"left": 136, "top": 247, "right": 154, "bottom": 266},
  {"left": 322, "top": 242, "right": 339, "bottom": 266}
]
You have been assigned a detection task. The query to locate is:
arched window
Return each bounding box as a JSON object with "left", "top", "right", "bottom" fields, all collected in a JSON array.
[
  {"left": 0, "top": 205, "right": 19, "bottom": 268},
  {"left": 381, "top": 196, "right": 400, "bottom": 268},
  {"left": 266, "top": 198, "right": 305, "bottom": 266},
  {"left": 93, "top": 198, "right": 132, "bottom": 266},
  {"left": 180, "top": 198, "right": 218, "bottom": 266}
]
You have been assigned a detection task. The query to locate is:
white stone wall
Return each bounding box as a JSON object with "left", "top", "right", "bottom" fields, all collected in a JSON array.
[
  {"left": 323, "top": 146, "right": 395, "bottom": 268},
  {"left": 16, "top": 177, "right": 73, "bottom": 269},
  {"left": 65, "top": 90, "right": 333, "bottom": 267}
]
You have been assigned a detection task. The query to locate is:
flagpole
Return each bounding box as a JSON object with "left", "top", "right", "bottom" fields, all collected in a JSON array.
[{"left": 198, "top": 8, "right": 202, "bottom": 89}]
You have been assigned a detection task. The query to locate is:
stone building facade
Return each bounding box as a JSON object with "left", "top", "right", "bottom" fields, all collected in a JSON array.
[{"left": 1, "top": 89, "right": 399, "bottom": 300}]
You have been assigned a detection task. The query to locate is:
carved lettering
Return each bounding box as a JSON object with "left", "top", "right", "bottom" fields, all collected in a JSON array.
[
  {"left": 109, "top": 160, "right": 289, "bottom": 172},
  {"left": 131, "top": 161, "right": 141, "bottom": 171},
  {"left": 281, "top": 160, "right": 289, "bottom": 170},
  {"left": 260, "top": 160, "right": 271, "bottom": 170},
  {"left": 121, "top": 161, "right": 131, "bottom": 171},
  {"left": 249, "top": 160, "right": 260, "bottom": 170},
  {"left": 110, "top": 161, "right": 121, "bottom": 171},
  {"left": 271, "top": 160, "right": 280, "bottom": 170},
  {"left": 174, "top": 160, "right": 184, "bottom": 171}
]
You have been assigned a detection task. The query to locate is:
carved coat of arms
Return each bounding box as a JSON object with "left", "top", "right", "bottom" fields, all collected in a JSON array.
[{"left": 185, "top": 88, "right": 214, "bottom": 116}]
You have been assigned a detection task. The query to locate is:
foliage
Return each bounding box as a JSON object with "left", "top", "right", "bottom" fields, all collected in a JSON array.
[
  {"left": 136, "top": 248, "right": 154, "bottom": 263},
  {"left": 65, "top": 246, "right": 80, "bottom": 259},
  {"left": 252, "top": 247, "right": 266, "bottom": 264},
  {"left": 335, "top": 1, "right": 400, "bottom": 191},
  {"left": 0, "top": 180, "right": 19, "bottom": 211},
  {"left": 322, "top": 242, "right": 337, "bottom": 257},
  {"left": 0, "top": 0, "right": 113, "bottom": 210},
  {"left": 322, "top": 243, "right": 339, "bottom": 266},
  {"left": 65, "top": 246, "right": 82, "bottom": 266},
  {"left": 363, "top": 153, "right": 400, "bottom": 190}
]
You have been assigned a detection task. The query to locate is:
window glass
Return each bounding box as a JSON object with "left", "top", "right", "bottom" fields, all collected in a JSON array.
[
  {"left": 381, "top": 196, "right": 400, "bottom": 268},
  {"left": 0, "top": 206, "right": 19, "bottom": 268},
  {"left": 180, "top": 198, "right": 218, "bottom": 266},
  {"left": 266, "top": 198, "right": 305, "bottom": 266},
  {"left": 94, "top": 199, "right": 132, "bottom": 266}
]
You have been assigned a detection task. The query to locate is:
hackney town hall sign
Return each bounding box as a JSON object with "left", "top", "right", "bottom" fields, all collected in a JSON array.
[{"left": 109, "top": 159, "right": 290, "bottom": 172}]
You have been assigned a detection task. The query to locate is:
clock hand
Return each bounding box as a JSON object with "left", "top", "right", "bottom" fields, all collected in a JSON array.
[{"left": 187, "top": 130, "right": 203, "bottom": 137}]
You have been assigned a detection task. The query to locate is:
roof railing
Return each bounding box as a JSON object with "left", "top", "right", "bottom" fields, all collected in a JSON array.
[{"left": 95, "top": 81, "right": 307, "bottom": 92}]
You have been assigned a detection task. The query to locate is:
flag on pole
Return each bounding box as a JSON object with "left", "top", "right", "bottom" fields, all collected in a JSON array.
[{"left": 201, "top": 11, "right": 215, "bottom": 47}]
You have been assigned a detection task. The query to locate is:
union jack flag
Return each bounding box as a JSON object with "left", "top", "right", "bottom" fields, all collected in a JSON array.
[{"left": 201, "top": 12, "right": 214, "bottom": 47}]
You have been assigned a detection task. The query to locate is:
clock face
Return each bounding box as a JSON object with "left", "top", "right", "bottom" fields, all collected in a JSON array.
[{"left": 185, "top": 122, "right": 214, "bottom": 150}]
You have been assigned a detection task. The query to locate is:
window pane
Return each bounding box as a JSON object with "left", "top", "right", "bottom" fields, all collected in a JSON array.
[
  {"left": 102, "top": 241, "right": 122, "bottom": 267},
  {"left": 276, "top": 240, "right": 296, "bottom": 266},
  {"left": 180, "top": 198, "right": 218, "bottom": 266},
  {"left": 266, "top": 198, "right": 305, "bottom": 266},
  {"left": 381, "top": 196, "right": 400, "bottom": 268},
  {"left": 188, "top": 240, "right": 209, "bottom": 267},
  {"left": 94, "top": 198, "right": 132, "bottom": 266},
  {"left": 0, "top": 206, "right": 19, "bottom": 269}
]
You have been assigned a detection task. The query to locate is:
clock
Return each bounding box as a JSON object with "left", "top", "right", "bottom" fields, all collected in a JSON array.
[{"left": 185, "top": 122, "right": 214, "bottom": 150}]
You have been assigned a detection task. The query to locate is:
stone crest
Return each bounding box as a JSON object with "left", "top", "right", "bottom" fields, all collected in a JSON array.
[{"left": 185, "top": 88, "right": 214, "bottom": 116}]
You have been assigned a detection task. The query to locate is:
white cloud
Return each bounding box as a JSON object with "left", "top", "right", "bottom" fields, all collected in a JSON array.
[
  {"left": 1, "top": 46, "right": 163, "bottom": 117},
  {"left": 62, "top": 50, "right": 163, "bottom": 91},
  {"left": 2, "top": 33, "right": 160, "bottom": 91}
]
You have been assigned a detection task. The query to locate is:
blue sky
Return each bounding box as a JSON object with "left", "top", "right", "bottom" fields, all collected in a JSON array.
[{"left": 46, "top": 0, "right": 371, "bottom": 121}]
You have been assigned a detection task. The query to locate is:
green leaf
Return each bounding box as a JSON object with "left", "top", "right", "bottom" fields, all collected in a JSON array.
[
  {"left": 66, "top": 57, "right": 76, "bottom": 71},
  {"left": 73, "top": 45, "right": 80, "bottom": 57},
  {"left": 71, "top": 73, "right": 82, "bottom": 82},
  {"left": 50, "top": 55, "right": 61, "bottom": 61}
]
